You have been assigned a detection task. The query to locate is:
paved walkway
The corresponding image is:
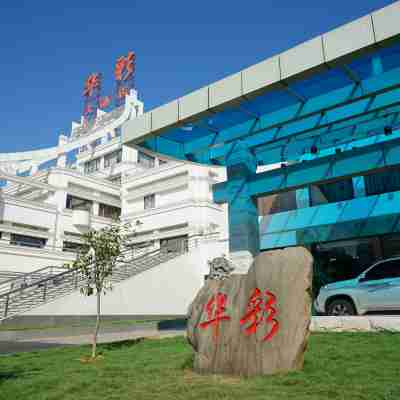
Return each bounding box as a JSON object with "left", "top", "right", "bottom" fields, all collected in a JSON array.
[
  {"left": 0, "top": 324, "right": 185, "bottom": 355},
  {"left": 2, "top": 316, "right": 399, "bottom": 355}
]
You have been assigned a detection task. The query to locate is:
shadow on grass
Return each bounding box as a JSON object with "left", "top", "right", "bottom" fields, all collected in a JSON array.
[
  {"left": 157, "top": 318, "right": 187, "bottom": 331},
  {"left": 98, "top": 337, "right": 145, "bottom": 352},
  {"left": 181, "top": 353, "right": 194, "bottom": 370},
  {"left": 0, "top": 370, "right": 21, "bottom": 383}
]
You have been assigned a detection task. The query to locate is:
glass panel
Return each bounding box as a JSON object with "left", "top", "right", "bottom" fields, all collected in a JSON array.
[
  {"left": 258, "top": 190, "right": 297, "bottom": 216},
  {"left": 312, "top": 237, "right": 380, "bottom": 292},
  {"left": 160, "top": 235, "right": 188, "bottom": 253},
  {"left": 98, "top": 203, "right": 121, "bottom": 219},
  {"left": 310, "top": 179, "right": 354, "bottom": 206},
  {"left": 144, "top": 194, "right": 155, "bottom": 209},
  {"left": 10, "top": 234, "right": 46, "bottom": 248},
  {"left": 66, "top": 195, "right": 93, "bottom": 211},
  {"left": 84, "top": 158, "right": 101, "bottom": 174},
  {"left": 364, "top": 168, "right": 400, "bottom": 196},
  {"left": 382, "top": 234, "right": 400, "bottom": 258},
  {"left": 62, "top": 241, "right": 83, "bottom": 253},
  {"left": 104, "top": 150, "right": 122, "bottom": 168}
]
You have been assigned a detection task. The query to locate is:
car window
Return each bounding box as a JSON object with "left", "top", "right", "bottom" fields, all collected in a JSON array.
[{"left": 364, "top": 260, "right": 400, "bottom": 281}]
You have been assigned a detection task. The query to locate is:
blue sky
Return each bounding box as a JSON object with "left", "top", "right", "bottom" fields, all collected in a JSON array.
[{"left": 0, "top": 0, "right": 395, "bottom": 152}]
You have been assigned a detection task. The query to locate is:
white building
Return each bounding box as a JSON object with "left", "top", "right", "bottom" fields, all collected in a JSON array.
[{"left": 0, "top": 90, "right": 228, "bottom": 322}]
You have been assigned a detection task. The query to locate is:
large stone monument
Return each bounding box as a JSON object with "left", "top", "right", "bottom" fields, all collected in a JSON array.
[{"left": 187, "top": 247, "right": 313, "bottom": 377}]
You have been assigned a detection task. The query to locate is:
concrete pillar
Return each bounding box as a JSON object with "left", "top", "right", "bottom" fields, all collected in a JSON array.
[
  {"left": 57, "top": 134, "right": 68, "bottom": 168},
  {"left": 30, "top": 163, "right": 38, "bottom": 176},
  {"left": 92, "top": 202, "right": 100, "bottom": 217},
  {"left": 2, "top": 231, "right": 11, "bottom": 244},
  {"left": 57, "top": 153, "right": 67, "bottom": 168},
  {"left": 50, "top": 190, "right": 67, "bottom": 250},
  {"left": 225, "top": 142, "right": 259, "bottom": 274}
]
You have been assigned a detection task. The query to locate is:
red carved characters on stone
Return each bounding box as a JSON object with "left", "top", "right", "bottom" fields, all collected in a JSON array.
[
  {"left": 199, "top": 292, "right": 230, "bottom": 341},
  {"left": 240, "top": 287, "right": 279, "bottom": 341}
]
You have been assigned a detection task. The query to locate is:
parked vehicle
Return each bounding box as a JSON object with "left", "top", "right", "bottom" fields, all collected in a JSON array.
[{"left": 314, "top": 257, "right": 400, "bottom": 315}]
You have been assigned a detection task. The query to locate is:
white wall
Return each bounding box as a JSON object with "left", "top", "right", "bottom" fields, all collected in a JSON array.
[
  {"left": 27, "top": 240, "right": 228, "bottom": 316},
  {"left": 1, "top": 199, "right": 56, "bottom": 230},
  {"left": 156, "top": 185, "right": 189, "bottom": 208},
  {"left": 0, "top": 244, "right": 75, "bottom": 273}
]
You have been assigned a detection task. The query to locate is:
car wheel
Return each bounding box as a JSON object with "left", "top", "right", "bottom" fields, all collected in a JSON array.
[{"left": 327, "top": 299, "right": 357, "bottom": 316}]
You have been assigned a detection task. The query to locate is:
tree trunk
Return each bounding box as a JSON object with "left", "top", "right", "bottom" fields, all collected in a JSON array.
[{"left": 92, "top": 290, "right": 101, "bottom": 358}]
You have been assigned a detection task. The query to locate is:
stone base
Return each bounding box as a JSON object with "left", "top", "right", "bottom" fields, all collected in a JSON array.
[
  {"left": 187, "top": 247, "right": 313, "bottom": 377},
  {"left": 311, "top": 316, "right": 400, "bottom": 332}
]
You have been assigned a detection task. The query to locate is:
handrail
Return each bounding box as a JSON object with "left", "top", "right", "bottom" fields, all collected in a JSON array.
[
  {"left": 0, "top": 265, "right": 67, "bottom": 287},
  {"left": 0, "top": 245, "right": 162, "bottom": 300},
  {"left": 0, "top": 235, "right": 206, "bottom": 321}
]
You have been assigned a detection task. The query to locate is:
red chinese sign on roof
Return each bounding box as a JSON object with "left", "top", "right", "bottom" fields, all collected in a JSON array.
[
  {"left": 83, "top": 73, "right": 101, "bottom": 97},
  {"left": 114, "top": 51, "right": 136, "bottom": 82}
]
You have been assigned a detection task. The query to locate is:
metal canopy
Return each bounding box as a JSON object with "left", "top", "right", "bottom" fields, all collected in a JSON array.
[{"left": 122, "top": 2, "right": 400, "bottom": 168}]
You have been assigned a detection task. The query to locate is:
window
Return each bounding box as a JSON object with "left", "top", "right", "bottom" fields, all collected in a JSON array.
[
  {"left": 66, "top": 195, "right": 93, "bottom": 211},
  {"left": 98, "top": 203, "right": 121, "bottom": 219},
  {"left": 138, "top": 151, "right": 155, "bottom": 169},
  {"left": 313, "top": 238, "right": 378, "bottom": 283},
  {"left": 10, "top": 234, "right": 46, "bottom": 249},
  {"left": 160, "top": 236, "right": 188, "bottom": 253},
  {"left": 17, "top": 170, "right": 30, "bottom": 177},
  {"left": 62, "top": 241, "right": 83, "bottom": 253},
  {"left": 381, "top": 234, "right": 400, "bottom": 259},
  {"left": 364, "top": 168, "right": 400, "bottom": 196},
  {"left": 109, "top": 176, "right": 122, "bottom": 185},
  {"left": 310, "top": 179, "right": 354, "bottom": 206},
  {"left": 79, "top": 145, "right": 88, "bottom": 153},
  {"left": 364, "top": 260, "right": 400, "bottom": 281},
  {"left": 91, "top": 138, "right": 101, "bottom": 148},
  {"left": 104, "top": 150, "right": 122, "bottom": 168},
  {"left": 258, "top": 191, "right": 297, "bottom": 216},
  {"left": 144, "top": 194, "right": 155, "bottom": 210},
  {"left": 84, "top": 158, "right": 101, "bottom": 174}
]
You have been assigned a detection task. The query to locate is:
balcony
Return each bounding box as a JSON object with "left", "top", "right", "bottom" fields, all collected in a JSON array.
[{"left": 72, "top": 209, "right": 91, "bottom": 229}]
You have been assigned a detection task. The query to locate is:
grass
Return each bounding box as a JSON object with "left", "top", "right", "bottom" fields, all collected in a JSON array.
[{"left": 0, "top": 333, "right": 400, "bottom": 400}]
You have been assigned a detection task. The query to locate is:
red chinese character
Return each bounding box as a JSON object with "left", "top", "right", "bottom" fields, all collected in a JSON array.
[
  {"left": 240, "top": 288, "right": 279, "bottom": 341},
  {"left": 199, "top": 292, "right": 230, "bottom": 340},
  {"left": 99, "top": 95, "right": 112, "bottom": 109},
  {"left": 83, "top": 103, "right": 93, "bottom": 116},
  {"left": 83, "top": 73, "right": 101, "bottom": 97},
  {"left": 124, "top": 51, "right": 135, "bottom": 80},
  {"left": 117, "top": 86, "right": 130, "bottom": 99},
  {"left": 114, "top": 56, "right": 126, "bottom": 81},
  {"left": 114, "top": 52, "right": 136, "bottom": 82}
]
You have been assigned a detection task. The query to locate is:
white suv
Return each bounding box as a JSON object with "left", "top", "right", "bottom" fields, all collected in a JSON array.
[{"left": 314, "top": 257, "right": 400, "bottom": 315}]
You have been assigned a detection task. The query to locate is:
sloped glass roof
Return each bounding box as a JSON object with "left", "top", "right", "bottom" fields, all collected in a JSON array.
[{"left": 136, "top": 41, "right": 400, "bottom": 166}]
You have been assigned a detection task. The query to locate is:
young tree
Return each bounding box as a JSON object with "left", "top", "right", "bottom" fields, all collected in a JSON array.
[{"left": 73, "top": 222, "right": 130, "bottom": 358}]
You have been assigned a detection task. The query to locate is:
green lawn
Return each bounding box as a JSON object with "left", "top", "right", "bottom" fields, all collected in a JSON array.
[{"left": 0, "top": 333, "right": 399, "bottom": 400}]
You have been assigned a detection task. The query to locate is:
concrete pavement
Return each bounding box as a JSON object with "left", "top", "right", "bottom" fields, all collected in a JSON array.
[{"left": 0, "top": 323, "right": 185, "bottom": 355}]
